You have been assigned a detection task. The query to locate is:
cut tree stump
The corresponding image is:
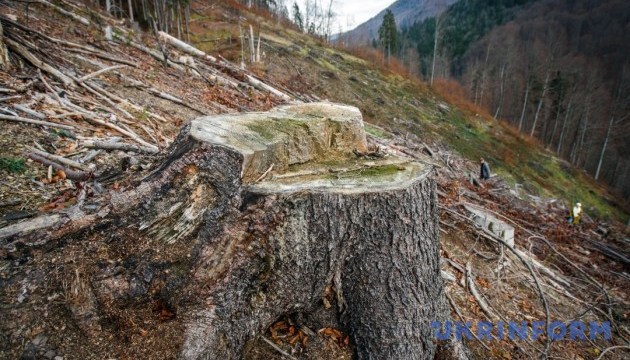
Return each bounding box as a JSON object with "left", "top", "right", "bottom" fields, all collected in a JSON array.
[{"left": 0, "top": 103, "right": 450, "bottom": 359}]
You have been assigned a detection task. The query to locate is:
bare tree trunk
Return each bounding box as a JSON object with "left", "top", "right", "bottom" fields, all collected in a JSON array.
[
  {"left": 141, "top": 0, "right": 147, "bottom": 21},
  {"left": 127, "top": 0, "right": 133, "bottom": 22},
  {"left": 518, "top": 80, "right": 530, "bottom": 132},
  {"left": 185, "top": 4, "right": 190, "bottom": 43},
  {"left": 249, "top": 25, "right": 255, "bottom": 63},
  {"left": 430, "top": 15, "right": 440, "bottom": 86},
  {"left": 478, "top": 41, "right": 491, "bottom": 107},
  {"left": 493, "top": 62, "right": 506, "bottom": 120},
  {"left": 256, "top": 33, "right": 261, "bottom": 62},
  {"left": 176, "top": 1, "right": 182, "bottom": 39},
  {"left": 569, "top": 113, "right": 583, "bottom": 164},
  {"left": 239, "top": 23, "right": 245, "bottom": 67},
  {"left": 106, "top": 0, "right": 111, "bottom": 14},
  {"left": 556, "top": 94, "right": 573, "bottom": 156},
  {"left": 0, "top": 21, "right": 9, "bottom": 70},
  {"left": 595, "top": 113, "right": 614, "bottom": 180},
  {"left": 595, "top": 71, "right": 625, "bottom": 180},
  {"left": 530, "top": 71, "right": 550, "bottom": 137},
  {"left": 549, "top": 93, "right": 563, "bottom": 146},
  {"left": 576, "top": 96, "right": 591, "bottom": 168}
]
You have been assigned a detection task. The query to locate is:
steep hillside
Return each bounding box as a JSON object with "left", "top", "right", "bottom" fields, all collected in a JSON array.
[
  {"left": 1, "top": 1, "right": 629, "bottom": 360},
  {"left": 340, "top": 0, "right": 457, "bottom": 44},
  {"left": 210, "top": 7, "right": 627, "bottom": 221}
]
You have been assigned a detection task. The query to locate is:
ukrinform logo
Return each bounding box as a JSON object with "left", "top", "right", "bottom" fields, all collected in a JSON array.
[{"left": 431, "top": 321, "right": 611, "bottom": 341}]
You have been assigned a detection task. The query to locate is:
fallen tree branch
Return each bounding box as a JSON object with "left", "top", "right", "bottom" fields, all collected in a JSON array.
[
  {"left": 0, "top": 213, "right": 62, "bottom": 242},
  {"left": 81, "top": 115, "right": 158, "bottom": 152},
  {"left": 0, "top": 113, "right": 75, "bottom": 130},
  {"left": 4, "top": 37, "right": 73, "bottom": 86},
  {"left": 83, "top": 140, "right": 159, "bottom": 155},
  {"left": 255, "top": 163, "right": 274, "bottom": 183},
  {"left": 36, "top": 0, "right": 90, "bottom": 26},
  {"left": 145, "top": 88, "right": 206, "bottom": 115},
  {"left": 81, "top": 78, "right": 167, "bottom": 123},
  {"left": 13, "top": 104, "right": 46, "bottom": 119},
  {"left": 26, "top": 152, "right": 91, "bottom": 181},
  {"left": 440, "top": 204, "right": 551, "bottom": 357},
  {"left": 466, "top": 260, "right": 499, "bottom": 321},
  {"left": 260, "top": 336, "right": 297, "bottom": 360},
  {"left": 79, "top": 65, "right": 127, "bottom": 82},
  {"left": 0, "top": 95, "right": 21, "bottom": 102},
  {"left": 445, "top": 292, "right": 493, "bottom": 352},
  {"left": 489, "top": 239, "right": 551, "bottom": 357},
  {"left": 529, "top": 235, "right": 627, "bottom": 341},
  {"left": 27, "top": 146, "right": 89, "bottom": 171},
  {"left": 157, "top": 30, "right": 291, "bottom": 100},
  {"left": 594, "top": 345, "right": 630, "bottom": 360},
  {"left": 123, "top": 38, "right": 186, "bottom": 72},
  {"left": 67, "top": 47, "right": 138, "bottom": 67}
]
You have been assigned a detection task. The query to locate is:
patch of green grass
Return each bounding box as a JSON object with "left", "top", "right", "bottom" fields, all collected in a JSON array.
[
  {"left": 359, "top": 164, "right": 403, "bottom": 177},
  {"left": 0, "top": 157, "right": 25, "bottom": 173},
  {"left": 328, "top": 164, "right": 403, "bottom": 179},
  {"left": 315, "top": 58, "right": 338, "bottom": 72},
  {"left": 364, "top": 125, "right": 390, "bottom": 139}
]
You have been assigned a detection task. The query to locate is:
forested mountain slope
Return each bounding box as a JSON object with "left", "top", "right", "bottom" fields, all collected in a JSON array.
[
  {"left": 397, "top": 0, "right": 630, "bottom": 200},
  {"left": 340, "top": 0, "right": 458, "bottom": 45}
]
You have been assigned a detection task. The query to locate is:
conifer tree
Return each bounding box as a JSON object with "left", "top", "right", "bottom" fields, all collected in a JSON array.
[{"left": 378, "top": 9, "right": 397, "bottom": 62}]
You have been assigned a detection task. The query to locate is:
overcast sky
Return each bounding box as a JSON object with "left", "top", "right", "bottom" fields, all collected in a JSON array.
[{"left": 293, "top": 0, "right": 397, "bottom": 32}]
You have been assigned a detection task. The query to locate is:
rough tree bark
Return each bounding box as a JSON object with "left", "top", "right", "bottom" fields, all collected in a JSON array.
[
  {"left": 530, "top": 71, "right": 550, "bottom": 137},
  {"left": 0, "top": 20, "right": 9, "bottom": 70},
  {"left": 0, "top": 103, "right": 452, "bottom": 359}
]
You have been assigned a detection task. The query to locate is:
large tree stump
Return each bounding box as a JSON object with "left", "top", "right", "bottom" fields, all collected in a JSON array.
[{"left": 1, "top": 103, "right": 449, "bottom": 359}]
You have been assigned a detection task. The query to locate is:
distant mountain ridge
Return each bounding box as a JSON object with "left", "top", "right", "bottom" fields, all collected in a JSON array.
[{"left": 342, "top": 0, "right": 459, "bottom": 44}]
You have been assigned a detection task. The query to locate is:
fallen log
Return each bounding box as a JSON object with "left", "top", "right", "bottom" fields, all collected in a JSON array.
[
  {"left": 26, "top": 146, "right": 89, "bottom": 171},
  {"left": 0, "top": 113, "right": 75, "bottom": 130},
  {"left": 4, "top": 38, "right": 73, "bottom": 86},
  {"left": 35, "top": 0, "right": 90, "bottom": 26},
  {"left": 67, "top": 46, "right": 138, "bottom": 66},
  {"left": 157, "top": 30, "right": 292, "bottom": 100},
  {"left": 79, "top": 65, "right": 127, "bottom": 82},
  {"left": 583, "top": 238, "right": 630, "bottom": 266},
  {"left": 81, "top": 115, "right": 158, "bottom": 152},
  {"left": 13, "top": 104, "right": 46, "bottom": 119},
  {"left": 83, "top": 139, "right": 159, "bottom": 154}
]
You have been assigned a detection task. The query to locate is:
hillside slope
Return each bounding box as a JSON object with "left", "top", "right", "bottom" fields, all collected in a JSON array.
[
  {"left": 397, "top": 0, "right": 630, "bottom": 200},
  {"left": 219, "top": 10, "right": 627, "bottom": 222},
  {"left": 0, "top": 1, "right": 628, "bottom": 359}
]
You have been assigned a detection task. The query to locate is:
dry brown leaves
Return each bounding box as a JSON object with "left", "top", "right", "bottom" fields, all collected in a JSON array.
[
  {"left": 317, "top": 327, "right": 349, "bottom": 348},
  {"left": 269, "top": 320, "right": 308, "bottom": 348}
]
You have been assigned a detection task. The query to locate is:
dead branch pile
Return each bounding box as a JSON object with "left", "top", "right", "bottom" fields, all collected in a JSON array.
[{"left": 0, "top": 0, "right": 300, "bottom": 217}]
